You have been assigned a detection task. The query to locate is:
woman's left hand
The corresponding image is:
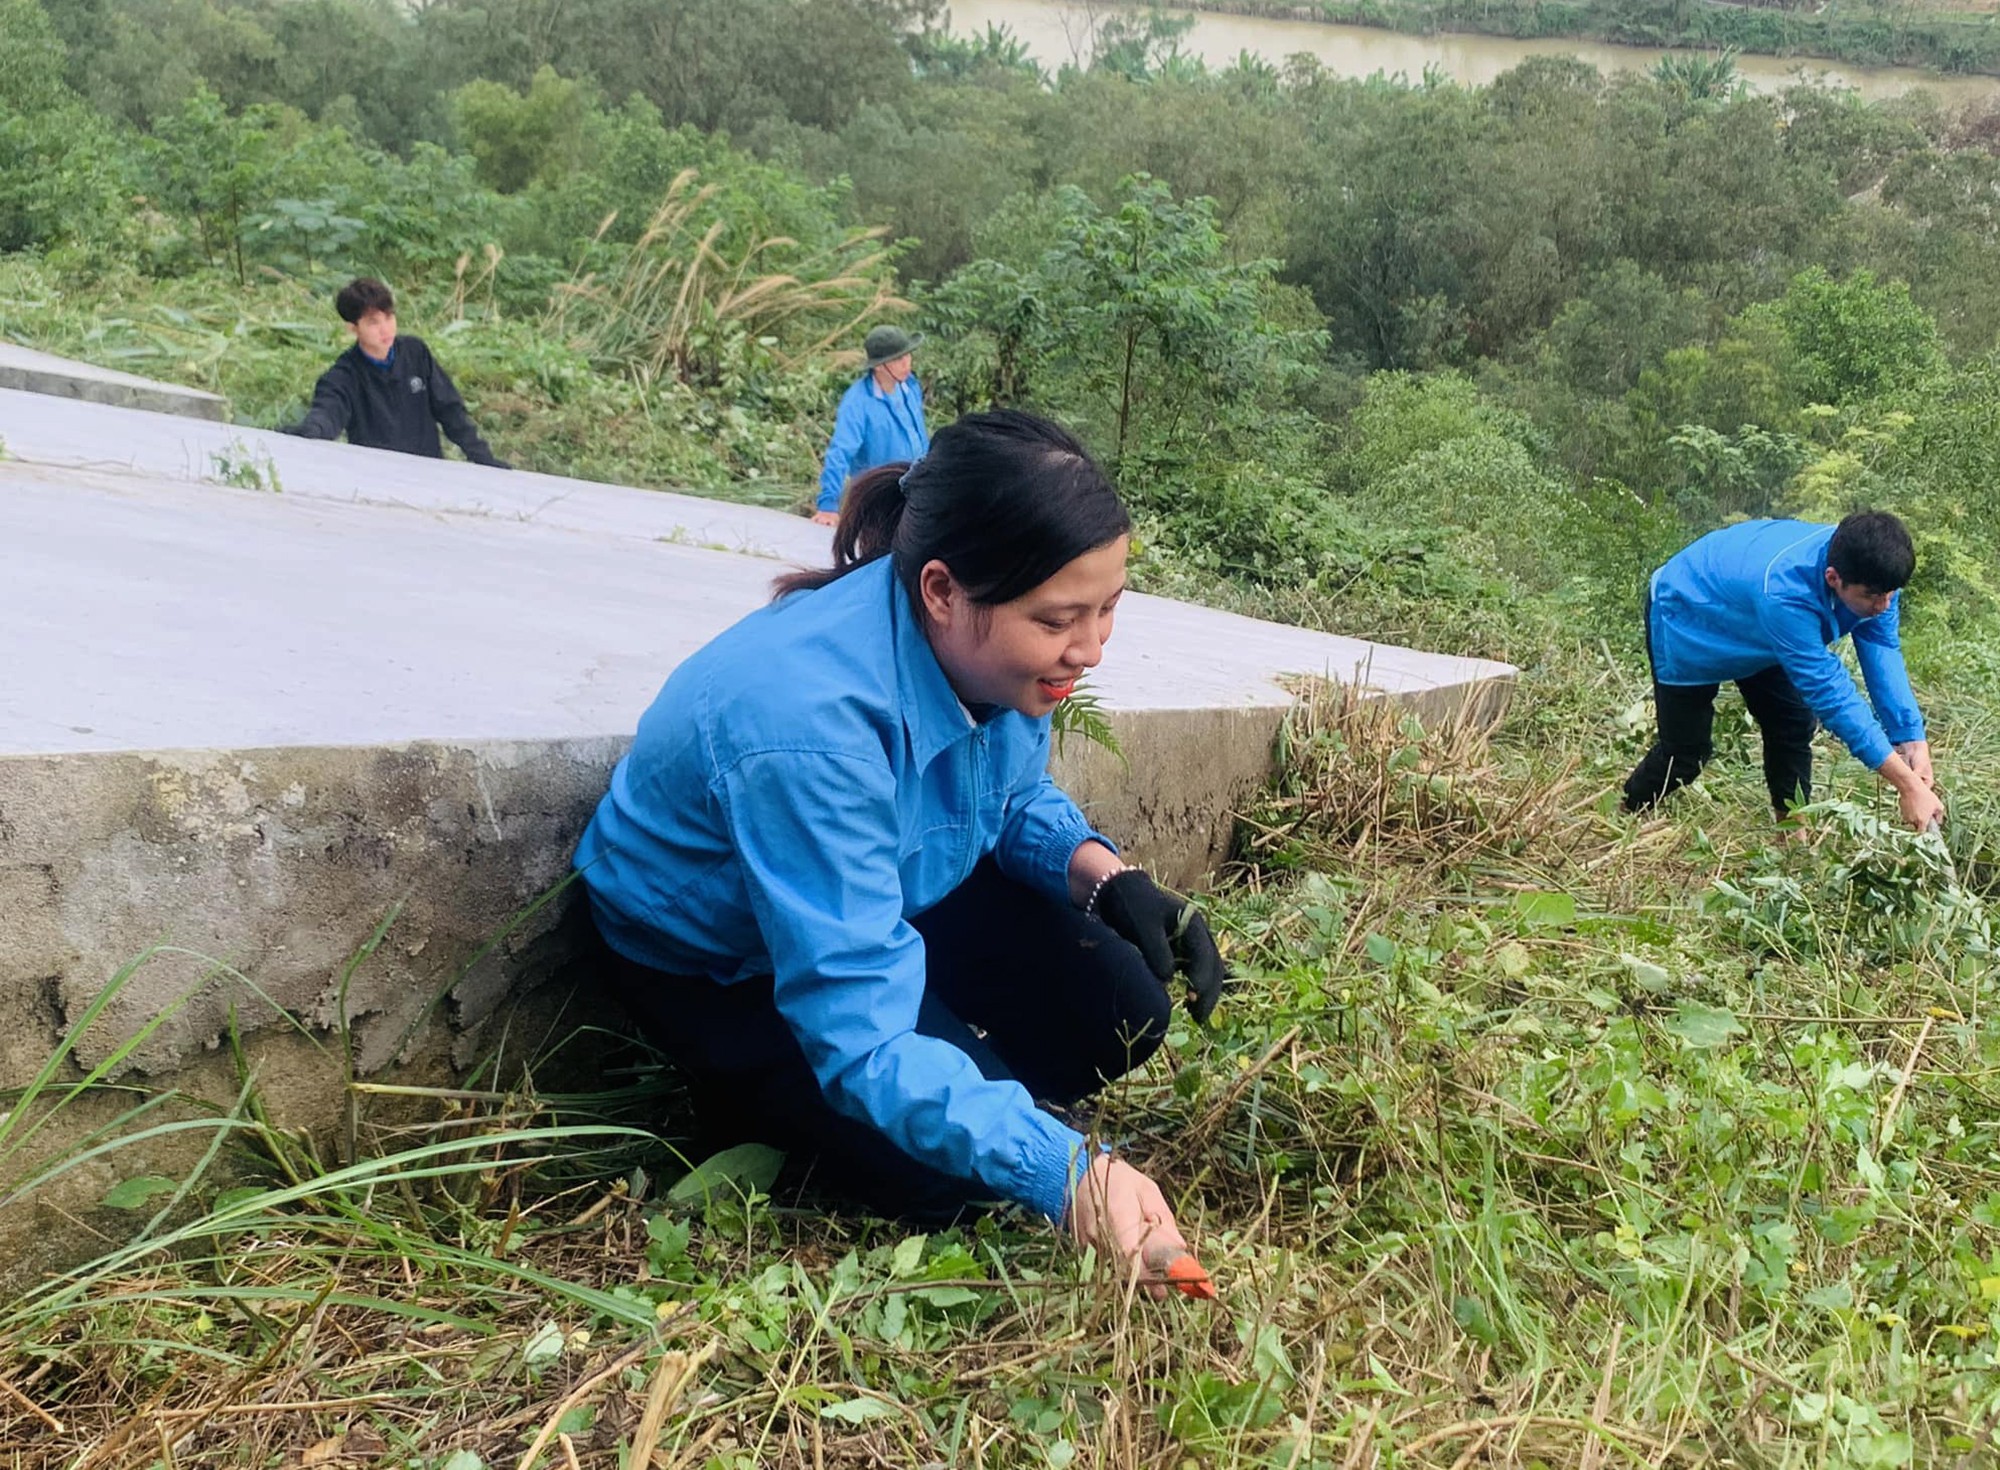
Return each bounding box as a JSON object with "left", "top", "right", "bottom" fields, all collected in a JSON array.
[{"left": 1092, "top": 870, "right": 1228, "bottom": 1023}]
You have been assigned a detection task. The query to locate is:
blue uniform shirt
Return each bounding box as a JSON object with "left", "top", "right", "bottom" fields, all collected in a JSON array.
[
  {"left": 574, "top": 557, "right": 1106, "bottom": 1220},
  {"left": 1649, "top": 519, "right": 1925, "bottom": 770},
  {"left": 817, "top": 373, "right": 931, "bottom": 513}
]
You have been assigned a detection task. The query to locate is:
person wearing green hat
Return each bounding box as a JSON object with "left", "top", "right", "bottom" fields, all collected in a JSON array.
[{"left": 814, "top": 324, "right": 931, "bottom": 527}]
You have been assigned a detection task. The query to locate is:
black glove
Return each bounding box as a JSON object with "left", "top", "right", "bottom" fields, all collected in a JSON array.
[{"left": 1092, "top": 869, "right": 1228, "bottom": 1024}]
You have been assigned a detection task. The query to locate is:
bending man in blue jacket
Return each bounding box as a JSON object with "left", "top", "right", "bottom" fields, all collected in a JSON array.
[
  {"left": 813, "top": 324, "right": 930, "bottom": 526},
  {"left": 1623, "top": 511, "right": 1943, "bottom": 832}
]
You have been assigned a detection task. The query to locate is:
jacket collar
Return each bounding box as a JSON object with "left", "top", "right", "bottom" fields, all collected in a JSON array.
[{"left": 886, "top": 564, "right": 977, "bottom": 771}]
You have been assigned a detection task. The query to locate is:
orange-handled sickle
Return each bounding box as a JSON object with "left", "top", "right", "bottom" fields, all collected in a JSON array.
[{"left": 1144, "top": 1245, "right": 1218, "bottom": 1300}]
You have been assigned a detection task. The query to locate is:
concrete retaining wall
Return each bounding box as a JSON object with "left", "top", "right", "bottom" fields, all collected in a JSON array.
[
  {"left": 0, "top": 341, "right": 229, "bottom": 422},
  {"left": 2, "top": 680, "right": 1512, "bottom": 1093}
]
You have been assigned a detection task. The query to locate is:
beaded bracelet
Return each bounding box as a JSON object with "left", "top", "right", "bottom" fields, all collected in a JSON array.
[{"left": 1082, "top": 864, "right": 1142, "bottom": 918}]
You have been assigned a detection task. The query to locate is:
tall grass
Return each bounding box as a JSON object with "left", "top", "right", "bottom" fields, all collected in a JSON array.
[{"left": 545, "top": 169, "right": 911, "bottom": 388}]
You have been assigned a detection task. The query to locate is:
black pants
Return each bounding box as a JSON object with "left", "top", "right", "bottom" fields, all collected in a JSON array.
[
  {"left": 1623, "top": 588, "right": 1817, "bottom": 819},
  {"left": 600, "top": 859, "right": 1172, "bottom": 1221}
]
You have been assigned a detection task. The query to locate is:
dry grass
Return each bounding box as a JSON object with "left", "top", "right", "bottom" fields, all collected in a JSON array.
[
  {"left": 545, "top": 169, "right": 910, "bottom": 388},
  {"left": 1243, "top": 679, "right": 1596, "bottom": 874}
]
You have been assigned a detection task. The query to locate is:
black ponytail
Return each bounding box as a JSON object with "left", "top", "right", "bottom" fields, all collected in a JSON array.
[
  {"left": 772, "top": 463, "right": 910, "bottom": 597},
  {"left": 771, "top": 410, "right": 1129, "bottom": 607}
]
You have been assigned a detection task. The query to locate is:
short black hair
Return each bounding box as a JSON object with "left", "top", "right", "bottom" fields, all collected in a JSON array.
[
  {"left": 335, "top": 277, "right": 395, "bottom": 324},
  {"left": 1828, "top": 510, "right": 1915, "bottom": 592}
]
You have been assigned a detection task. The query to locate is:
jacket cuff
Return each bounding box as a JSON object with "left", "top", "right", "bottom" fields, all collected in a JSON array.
[
  {"left": 1030, "top": 817, "right": 1114, "bottom": 905},
  {"left": 1851, "top": 730, "right": 1894, "bottom": 770},
  {"left": 1018, "top": 1114, "right": 1090, "bottom": 1223}
]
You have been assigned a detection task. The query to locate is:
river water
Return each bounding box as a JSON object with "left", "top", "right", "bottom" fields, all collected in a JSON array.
[{"left": 950, "top": 0, "right": 2000, "bottom": 105}]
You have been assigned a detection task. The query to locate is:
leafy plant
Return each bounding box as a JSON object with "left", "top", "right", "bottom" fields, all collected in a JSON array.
[
  {"left": 1049, "top": 678, "right": 1122, "bottom": 762},
  {"left": 207, "top": 437, "right": 281, "bottom": 492},
  {"left": 1650, "top": 48, "right": 1747, "bottom": 107},
  {"left": 247, "top": 196, "right": 364, "bottom": 274}
]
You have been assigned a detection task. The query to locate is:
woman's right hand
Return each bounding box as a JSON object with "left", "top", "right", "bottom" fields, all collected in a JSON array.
[
  {"left": 1067, "top": 1154, "right": 1190, "bottom": 1300},
  {"left": 1883, "top": 751, "right": 1944, "bottom": 831}
]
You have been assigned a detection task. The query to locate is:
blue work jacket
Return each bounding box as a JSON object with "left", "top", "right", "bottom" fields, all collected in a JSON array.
[
  {"left": 574, "top": 556, "right": 1106, "bottom": 1220},
  {"left": 817, "top": 373, "right": 931, "bottom": 512},
  {"left": 1649, "top": 519, "right": 1925, "bottom": 770}
]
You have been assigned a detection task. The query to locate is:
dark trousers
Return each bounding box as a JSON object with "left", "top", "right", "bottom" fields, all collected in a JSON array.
[
  {"left": 600, "top": 859, "right": 1172, "bottom": 1221},
  {"left": 1623, "top": 589, "right": 1817, "bottom": 819}
]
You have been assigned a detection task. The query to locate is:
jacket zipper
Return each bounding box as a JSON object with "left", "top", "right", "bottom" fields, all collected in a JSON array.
[{"left": 958, "top": 727, "right": 988, "bottom": 891}]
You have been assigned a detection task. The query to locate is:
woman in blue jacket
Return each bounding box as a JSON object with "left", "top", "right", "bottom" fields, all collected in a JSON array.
[{"left": 576, "top": 410, "right": 1226, "bottom": 1285}]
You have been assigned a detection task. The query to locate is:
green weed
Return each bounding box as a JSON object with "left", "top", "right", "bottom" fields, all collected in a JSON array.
[
  {"left": 206, "top": 437, "right": 280, "bottom": 493},
  {"left": 1050, "top": 677, "right": 1123, "bottom": 763}
]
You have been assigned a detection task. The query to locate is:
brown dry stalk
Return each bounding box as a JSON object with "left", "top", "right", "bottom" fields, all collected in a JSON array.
[
  {"left": 1280, "top": 1329, "right": 1338, "bottom": 1470},
  {"left": 1578, "top": 1322, "right": 1625, "bottom": 1470},
  {"left": 1398, "top": 1412, "right": 1673, "bottom": 1462},
  {"left": 150, "top": 1394, "right": 402, "bottom": 1420},
  {"left": 628, "top": 1341, "right": 719, "bottom": 1469},
  {"left": 1720, "top": 1344, "right": 1809, "bottom": 1397},
  {"left": 1445, "top": 1428, "right": 1496, "bottom": 1470},
  {"left": 1161, "top": 1026, "right": 1303, "bottom": 1168},
  {"left": 515, "top": 1338, "right": 657, "bottom": 1470},
  {"left": 0, "top": 1378, "right": 62, "bottom": 1434},
  {"left": 661, "top": 1417, "right": 728, "bottom": 1470},
  {"left": 1877, "top": 1013, "right": 1938, "bottom": 1152},
  {"left": 1339, "top": 1408, "right": 1377, "bottom": 1468}
]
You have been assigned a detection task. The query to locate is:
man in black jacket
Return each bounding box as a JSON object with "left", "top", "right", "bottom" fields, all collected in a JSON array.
[{"left": 282, "top": 278, "right": 510, "bottom": 468}]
